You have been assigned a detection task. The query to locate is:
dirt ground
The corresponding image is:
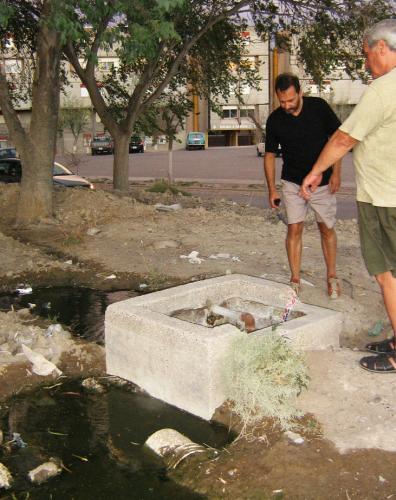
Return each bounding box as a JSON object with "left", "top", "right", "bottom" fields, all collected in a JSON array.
[{"left": 0, "top": 182, "right": 395, "bottom": 498}]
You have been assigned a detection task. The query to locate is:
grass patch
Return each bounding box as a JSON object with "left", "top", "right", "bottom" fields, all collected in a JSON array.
[
  {"left": 146, "top": 179, "right": 191, "bottom": 196},
  {"left": 223, "top": 331, "right": 309, "bottom": 435}
]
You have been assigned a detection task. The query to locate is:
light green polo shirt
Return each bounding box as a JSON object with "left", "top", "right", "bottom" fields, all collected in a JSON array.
[{"left": 340, "top": 67, "right": 396, "bottom": 207}]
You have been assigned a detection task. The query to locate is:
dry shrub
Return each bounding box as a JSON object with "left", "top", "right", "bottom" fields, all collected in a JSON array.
[{"left": 223, "top": 331, "right": 309, "bottom": 435}]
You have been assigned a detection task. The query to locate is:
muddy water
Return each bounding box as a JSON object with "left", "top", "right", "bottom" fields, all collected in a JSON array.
[
  {"left": 0, "top": 286, "right": 138, "bottom": 344},
  {"left": 0, "top": 379, "right": 231, "bottom": 498}
]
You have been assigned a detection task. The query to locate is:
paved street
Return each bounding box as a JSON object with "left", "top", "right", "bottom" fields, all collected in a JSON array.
[{"left": 58, "top": 145, "right": 358, "bottom": 218}]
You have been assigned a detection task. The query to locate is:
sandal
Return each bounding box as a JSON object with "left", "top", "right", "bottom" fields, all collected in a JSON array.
[
  {"left": 289, "top": 280, "right": 301, "bottom": 296},
  {"left": 365, "top": 337, "right": 395, "bottom": 354},
  {"left": 359, "top": 353, "right": 396, "bottom": 373},
  {"left": 327, "top": 277, "right": 340, "bottom": 299}
]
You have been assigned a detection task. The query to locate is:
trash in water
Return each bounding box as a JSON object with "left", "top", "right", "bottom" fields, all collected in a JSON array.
[
  {"left": 12, "top": 432, "right": 27, "bottom": 448},
  {"left": 15, "top": 284, "right": 33, "bottom": 295},
  {"left": 180, "top": 251, "right": 204, "bottom": 264},
  {"left": 28, "top": 459, "right": 62, "bottom": 484},
  {"left": 155, "top": 203, "right": 182, "bottom": 212},
  {"left": 0, "top": 462, "right": 13, "bottom": 489},
  {"left": 104, "top": 274, "right": 117, "bottom": 280},
  {"left": 22, "top": 344, "right": 62, "bottom": 377}
]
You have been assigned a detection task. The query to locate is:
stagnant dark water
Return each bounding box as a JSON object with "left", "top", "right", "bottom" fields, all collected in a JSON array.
[
  {"left": 1, "top": 379, "right": 231, "bottom": 498},
  {"left": 0, "top": 286, "right": 233, "bottom": 497},
  {"left": 0, "top": 286, "right": 139, "bottom": 343}
]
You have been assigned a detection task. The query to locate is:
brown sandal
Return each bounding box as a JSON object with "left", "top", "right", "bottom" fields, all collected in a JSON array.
[{"left": 327, "top": 277, "right": 340, "bottom": 299}]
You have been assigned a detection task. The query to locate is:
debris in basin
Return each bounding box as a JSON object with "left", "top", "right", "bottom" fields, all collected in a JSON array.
[
  {"left": 22, "top": 344, "right": 62, "bottom": 377},
  {"left": 28, "top": 459, "right": 62, "bottom": 485},
  {"left": 180, "top": 251, "right": 204, "bottom": 264},
  {"left": 15, "top": 284, "right": 33, "bottom": 295},
  {"left": 155, "top": 203, "right": 182, "bottom": 212},
  {"left": 0, "top": 463, "right": 13, "bottom": 490},
  {"left": 81, "top": 377, "right": 105, "bottom": 393},
  {"left": 209, "top": 305, "right": 256, "bottom": 333},
  {"left": 145, "top": 428, "right": 208, "bottom": 469}
]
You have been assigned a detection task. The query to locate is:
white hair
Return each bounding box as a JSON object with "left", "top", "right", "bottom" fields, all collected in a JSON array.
[{"left": 364, "top": 19, "right": 396, "bottom": 51}]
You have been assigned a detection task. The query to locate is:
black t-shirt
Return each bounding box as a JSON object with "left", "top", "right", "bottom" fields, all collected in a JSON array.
[{"left": 265, "top": 96, "right": 341, "bottom": 186}]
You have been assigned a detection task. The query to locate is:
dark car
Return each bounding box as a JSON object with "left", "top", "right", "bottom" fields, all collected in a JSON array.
[
  {"left": 129, "top": 135, "right": 144, "bottom": 153},
  {"left": 91, "top": 135, "right": 114, "bottom": 155},
  {"left": 0, "top": 158, "right": 94, "bottom": 189},
  {"left": 0, "top": 147, "right": 17, "bottom": 159}
]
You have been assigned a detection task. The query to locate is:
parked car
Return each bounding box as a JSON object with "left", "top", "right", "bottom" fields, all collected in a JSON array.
[
  {"left": 129, "top": 135, "right": 144, "bottom": 153},
  {"left": 0, "top": 158, "right": 94, "bottom": 189},
  {"left": 91, "top": 135, "right": 114, "bottom": 155},
  {"left": 186, "top": 131, "right": 205, "bottom": 150},
  {"left": 0, "top": 147, "right": 17, "bottom": 159}
]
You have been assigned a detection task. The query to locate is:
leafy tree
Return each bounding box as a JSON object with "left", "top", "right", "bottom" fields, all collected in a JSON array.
[
  {"left": 65, "top": 0, "right": 261, "bottom": 192},
  {"left": 0, "top": 0, "right": 64, "bottom": 224},
  {"left": 139, "top": 90, "right": 193, "bottom": 183},
  {"left": 59, "top": 99, "right": 90, "bottom": 157}
]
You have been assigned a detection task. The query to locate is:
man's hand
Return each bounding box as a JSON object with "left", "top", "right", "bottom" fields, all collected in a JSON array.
[
  {"left": 300, "top": 172, "right": 322, "bottom": 200},
  {"left": 328, "top": 172, "right": 341, "bottom": 194},
  {"left": 269, "top": 189, "right": 281, "bottom": 208}
]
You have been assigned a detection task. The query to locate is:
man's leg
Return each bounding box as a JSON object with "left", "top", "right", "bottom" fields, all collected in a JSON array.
[
  {"left": 376, "top": 271, "right": 396, "bottom": 340},
  {"left": 286, "top": 222, "right": 304, "bottom": 284},
  {"left": 317, "top": 222, "right": 337, "bottom": 279}
]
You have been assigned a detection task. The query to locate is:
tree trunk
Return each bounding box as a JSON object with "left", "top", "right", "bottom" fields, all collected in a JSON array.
[
  {"left": 167, "top": 137, "right": 174, "bottom": 184},
  {"left": 112, "top": 132, "right": 130, "bottom": 192},
  {"left": 16, "top": 1, "right": 61, "bottom": 224}
]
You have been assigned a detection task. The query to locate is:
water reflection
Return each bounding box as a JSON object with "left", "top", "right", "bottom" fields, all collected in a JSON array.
[
  {"left": 0, "top": 287, "right": 138, "bottom": 343},
  {"left": 1, "top": 380, "right": 229, "bottom": 498}
]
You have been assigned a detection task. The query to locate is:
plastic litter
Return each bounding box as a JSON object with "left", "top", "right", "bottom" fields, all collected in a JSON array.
[
  {"left": 368, "top": 320, "right": 384, "bottom": 337},
  {"left": 180, "top": 251, "right": 204, "bottom": 264},
  {"left": 104, "top": 274, "right": 117, "bottom": 280},
  {"left": 28, "top": 460, "right": 62, "bottom": 485},
  {"left": 12, "top": 432, "right": 27, "bottom": 448},
  {"left": 139, "top": 283, "right": 148, "bottom": 290},
  {"left": 15, "top": 284, "right": 32, "bottom": 295},
  {"left": 45, "top": 324, "right": 63, "bottom": 337},
  {"left": 22, "top": 344, "right": 62, "bottom": 377},
  {"left": 155, "top": 203, "right": 182, "bottom": 212},
  {"left": 285, "top": 430, "right": 305, "bottom": 444}
]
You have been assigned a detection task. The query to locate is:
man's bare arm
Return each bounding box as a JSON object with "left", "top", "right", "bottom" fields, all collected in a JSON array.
[{"left": 264, "top": 152, "right": 280, "bottom": 208}]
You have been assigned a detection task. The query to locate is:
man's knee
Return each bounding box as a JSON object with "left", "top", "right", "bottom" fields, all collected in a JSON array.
[
  {"left": 375, "top": 270, "right": 396, "bottom": 288},
  {"left": 287, "top": 222, "right": 304, "bottom": 238},
  {"left": 317, "top": 222, "right": 336, "bottom": 239}
]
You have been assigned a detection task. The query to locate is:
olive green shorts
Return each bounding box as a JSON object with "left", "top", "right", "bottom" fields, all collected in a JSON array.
[{"left": 357, "top": 201, "right": 396, "bottom": 277}]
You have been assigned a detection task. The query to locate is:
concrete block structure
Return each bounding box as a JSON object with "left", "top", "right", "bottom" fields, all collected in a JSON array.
[{"left": 105, "top": 274, "right": 343, "bottom": 420}]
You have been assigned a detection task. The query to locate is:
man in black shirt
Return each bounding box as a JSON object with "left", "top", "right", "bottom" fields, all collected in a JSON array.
[{"left": 264, "top": 73, "right": 342, "bottom": 298}]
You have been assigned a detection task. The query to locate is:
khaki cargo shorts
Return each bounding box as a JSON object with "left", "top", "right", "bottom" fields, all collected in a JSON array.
[
  {"left": 281, "top": 180, "right": 337, "bottom": 228},
  {"left": 358, "top": 201, "right": 396, "bottom": 277}
]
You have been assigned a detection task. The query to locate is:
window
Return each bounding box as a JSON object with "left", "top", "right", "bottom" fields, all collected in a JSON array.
[
  {"left": 98, "top": 60, "right": 114, "bottom": 72},
  {"left": 222, "top": 108, "right": 238, "bottom": 119},
  {"left": 239, "top": 108, "right": 255, "bottom": 118}
]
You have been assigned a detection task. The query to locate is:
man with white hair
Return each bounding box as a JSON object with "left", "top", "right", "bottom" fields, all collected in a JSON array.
[{"left": 301, "top": 19, "right": 396, "bottom": 372}]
